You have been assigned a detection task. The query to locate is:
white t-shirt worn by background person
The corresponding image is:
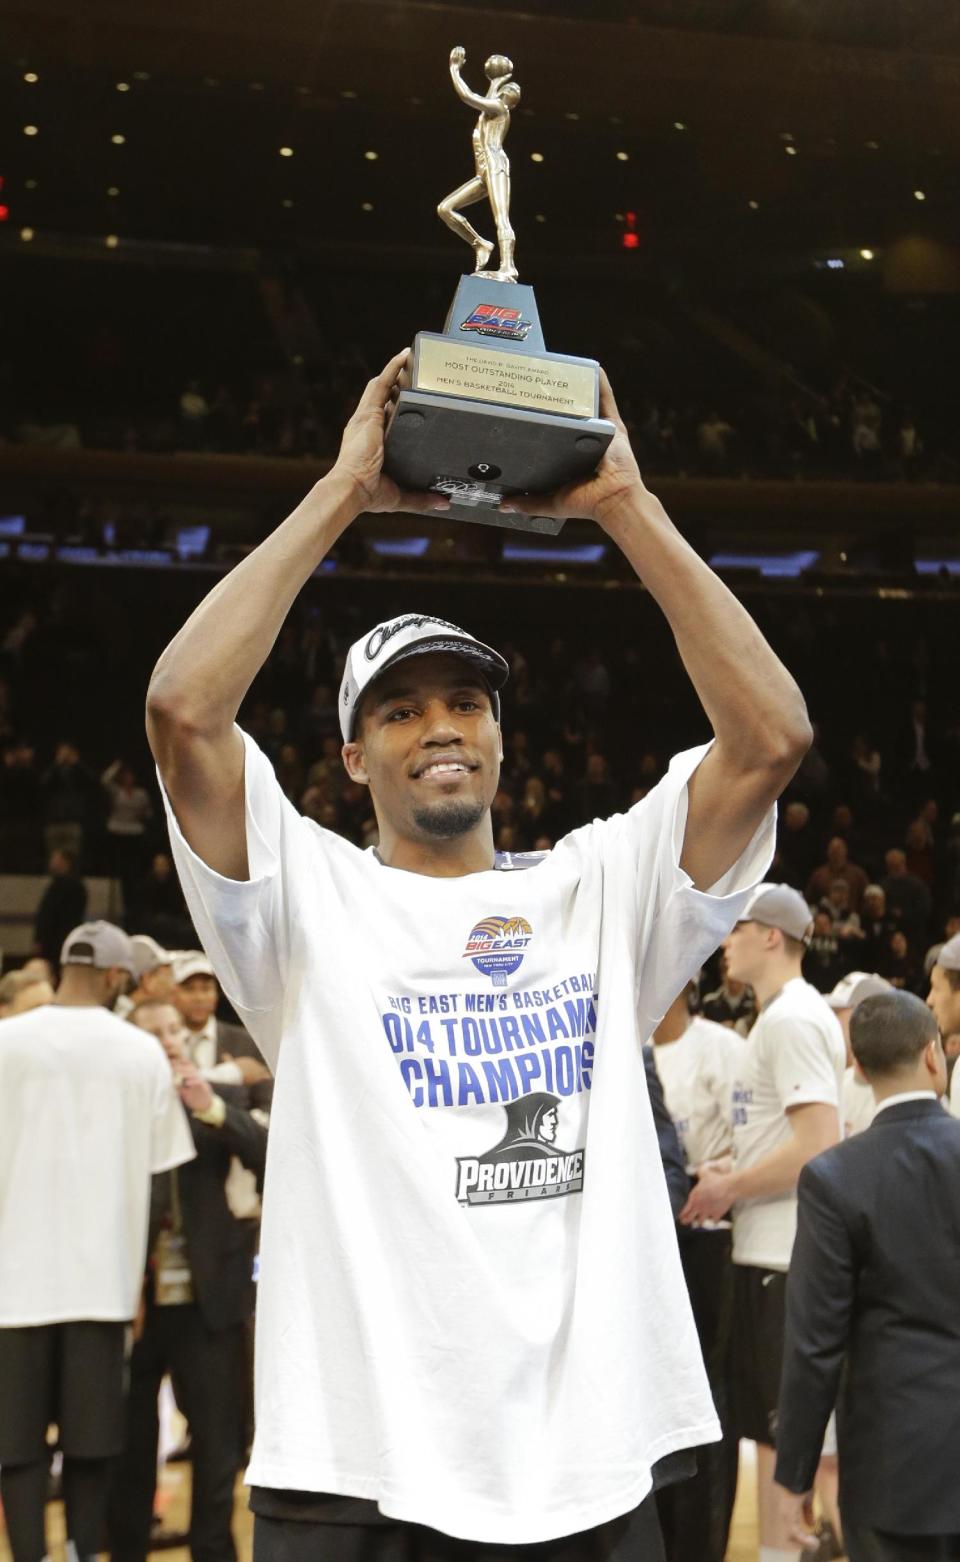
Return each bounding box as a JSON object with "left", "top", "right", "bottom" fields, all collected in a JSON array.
[
  {"left": 0, "top": 1005, "right": 195, "bottom": 1327},
  {"left": 162, "top": 728, "right": 775, "bottom": 1544},
  {"left": 653, "top": 1015, "right": 745, "bottom": 1171},
  {"left": 730, "top": 977, "right": 845, "bottom": 1271}
]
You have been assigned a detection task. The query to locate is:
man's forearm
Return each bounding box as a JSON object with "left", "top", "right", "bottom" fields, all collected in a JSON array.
[
  {"left": 601, "top": 488, "right": 809, "bottom": 760},
  {"left": 147, "top": 471, "right": 359, "bottom": 733},
  {"left": 729, "top": 1137, "right": 809, "bottom": 1203}
]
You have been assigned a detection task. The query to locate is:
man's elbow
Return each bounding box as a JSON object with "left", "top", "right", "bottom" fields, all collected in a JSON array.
[{"left": 755, "top": 700, "right": 812, "bottom": 782}]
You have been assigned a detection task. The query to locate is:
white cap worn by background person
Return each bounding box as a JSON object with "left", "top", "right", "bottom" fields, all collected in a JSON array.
[
  {"left": 130, "top": 933, "right": 174, "bottom": 980},
  {"left": 826, "top": 971, "right": 892, "bottom": 1010},
  {"left": 172, "top": 951, "right": 217, "bottom": 985},
  {"left": 338, "top": 613, "right": 509, "bottom": 743},
  {"left": 937, "top": 933, "right": 960, "bottom": 972},
  {"left": 738, "top": 882, "right": 815, "bottom": 945},
  {"left": 60, "top": 920, "right": 138, "bottom": 979}
]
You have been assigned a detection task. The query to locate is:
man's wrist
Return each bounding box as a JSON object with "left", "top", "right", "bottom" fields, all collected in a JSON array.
[
  {"left": 192, "top": 1093, "right": 226, "bottom": 1127},
  {"left": 594, "top": 483, "right": 667, "bottom": 541}
]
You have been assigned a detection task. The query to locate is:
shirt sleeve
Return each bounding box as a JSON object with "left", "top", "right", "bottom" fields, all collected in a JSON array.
[
  {"left": 625, "top": 744, "right": 776, "bottom": 1036},
  {"left": 150, "top": 1061, "right": 197, "bottom": 1175},
  {"left": 158, "top": 727, "right": 296, "bottom": 1019},
  {"left": 766, "top": 1016, "right": 842, "bottom": 1112}
]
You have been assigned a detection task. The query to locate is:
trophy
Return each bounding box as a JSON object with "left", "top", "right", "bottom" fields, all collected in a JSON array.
[{"left": 383, "top": 47, "right": 614, "bottom": 536}]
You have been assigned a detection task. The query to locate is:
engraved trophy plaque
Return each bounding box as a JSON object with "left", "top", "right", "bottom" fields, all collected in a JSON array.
[{"left": 383, "top": 48, "right": 615, "bottom": 536}]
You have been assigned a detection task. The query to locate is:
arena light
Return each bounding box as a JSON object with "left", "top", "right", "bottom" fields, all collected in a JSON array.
[
  {"left": 111, "top": 133, "right": 126, "bottom": 145},
  {"left": 23, "top": 125, "right": 38, "bottom": 137},
  {"left": 0, "top": 206, "right": 9, "bottom": 223},
  {"left": 279, "top": 146, "right": 294, "bottom": 157},
  {"left": 530, "top": 152, "right": 544, "bottom": 163},
  {"left": 25, "top": 179, "right": 38, "bottom": 189},
  {"left": 825, "top": 258, "right": 844, "bottom": 269},
  {"left": 748, "top": 199, "right": 760, "bottom": 210},
  {"left": 23, "top": 71, "right": 39, "bottom": 84},
  {"left": 915, "top": 558, "right": 960, "bottom": 576},
  {"left": 913, "top": 189, "right": 926, "bottom": 201},
  {"left": 370, "top": 537, "right": 431, "bottom": 559},
  {"left": 502, "top": 542, "right": 607, "bottom": 565},
  {"left": 105, "top": 234, "right": 119, "bottom": 248},
  {"left": 107, "top": 185, "right": 120, "bottom": 196},
  {"left": 363, "top": 150, "right": 379, "bottom": 161},
  {"left": 860, "top": 248, "right": 875, "bottom": 260},
  {"left": 709, "top": 549, "right": 820, "bottom": 578},
  {"left": 116, "top": 81, "right": 130, "bottom": 92},
  {"left": 281, "top": 198, "right": 294, "bottom": 208},
  {"left": 361, "top": 201, "right": 373, "bottom": 212},
  {"left": 340, "top": 89, "right": 358, "bottom": 99},
  {"left": 673, "top": 120, "right": 687, "bottom": 131},
  {"left": 20, "top": 227, "right": 34, "bottom": 242},
  {"left": 615, "top": 151, "right": 629, "bottom": 161},
  {"left": 785, "top": 145, "right": 798, "bottom": 156},
  {"left": 535, "top": 213, "right": 546, "bottom": 223}
]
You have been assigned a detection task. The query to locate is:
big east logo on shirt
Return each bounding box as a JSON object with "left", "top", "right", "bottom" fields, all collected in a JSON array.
[{"left": 464, "top": 915, "right": 533, "bottom": 987}]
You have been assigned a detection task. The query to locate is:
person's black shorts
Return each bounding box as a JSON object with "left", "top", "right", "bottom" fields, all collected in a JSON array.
[
  {"left": 0, "top": 1320, "right": 127, "bottom": 1464},
  {"left": 251, "top": 1492, "right": 666, "bottom": 1561},
  {"left": 729, "top": 1264, "right": 787, "bottom": 1448}
]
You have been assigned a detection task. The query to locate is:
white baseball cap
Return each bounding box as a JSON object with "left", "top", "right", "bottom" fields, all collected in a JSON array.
[
  {"left": 338, "top": 614, "right": 509, "bottom": 742},
  {"left": 738, "top": 883, "right": 814, "bottom": 945},
  {"left": 172, "top": 951, "right": 217, "bottom": 985},
  {"left": 61, "top": 921, "right": 138, "bottom": 978},
  {"left": 937, "top": 933, "right": 960, "bottom": 972},
  {"left": 130, "top": 934, "right": 173, "bottom": 979},
  {"left": 826, "top": 971, "right": 892, "bottom": 1010}
]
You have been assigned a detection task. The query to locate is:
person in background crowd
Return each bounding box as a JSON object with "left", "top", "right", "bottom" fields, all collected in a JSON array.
[
  {"left": 101, "top": 758, "right": 155, "bottom": 912},
  {"left": 135, "top": 851, "right": 192, "bottom": 947},
  {"left": 805, "top": 909, "right": 846, "bottom": 995},
  {"left": 777, "top": 802, "right": 818, "bottom": 892},
  {"left": 115, "top": 933, "right": 176, "bottom": 1019},
  {"left": 701, "top": 952, "right": 757, "bottom": 1037},
  {"left": 881, "top": 848, "right": 932, "bottom": 944},
  {"left": 32, "top": 847, "right": 87, "bottom": 969},
  {"left": 652, "top": 981, "right": 745, "bottom": 1562},
  {"left": 858, "top": 885, "right": 895, "bottom": 971},
  {"left": 0, "top": 922, "right": 194, "bottom": 1562},
  {"left": 0, "top": 968, "right": 55, "bottom": 1018},
  {"left": 681, "top": 883, "right": 845, "bottom": 1562},
  {"left": 880, "top": 928, "right": 922, "bottom": 992},
  {"left": 806, "top": 838, "right": 868, "bottom": 915},
  {"left": 172, "top": 951, "right": 267, "bottom": 1077},
  {"left": 775, "top": 992, "right": 959, "bottom": 1562},
  {"left": 927, "top": 932, "right": 960, "bottom": 1118},
  {"left": 108, "top": 999, "right": 268, "bottom": 1562},
  {"left": 826, "top": 971, "right": 894, "bottom": 1136},
  {"left": 40, "top": 742, "right": 101, "bottom": 864}
]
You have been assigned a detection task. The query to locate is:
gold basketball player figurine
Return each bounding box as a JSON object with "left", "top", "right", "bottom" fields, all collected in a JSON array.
[{"left": 438, "top": 47, "right": 521, "bottom": 283}]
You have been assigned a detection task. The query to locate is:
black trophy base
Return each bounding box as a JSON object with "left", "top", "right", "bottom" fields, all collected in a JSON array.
[
  {"left": 382, "top": 275, "right": 614, "bottom": 535},
  {"left": 386, "top": 389, "right": 612, "bottom": 536}
]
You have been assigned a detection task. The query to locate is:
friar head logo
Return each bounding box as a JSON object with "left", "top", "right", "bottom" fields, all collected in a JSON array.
[{"left": 487, "top": 1093, "right": 562, "bottom": 1161}]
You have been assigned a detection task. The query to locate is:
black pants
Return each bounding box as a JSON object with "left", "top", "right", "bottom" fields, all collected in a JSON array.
[
  {"left": 252, "top": 1495, "right": 666, "bottom": 1562},
  {"left": 843, "top": 1524, "right": 960, "bottom": 1562},
  {"left": 655, "top": 1227, "right": 738, "bottom": 1562},
  {"left": 107, "top": 1299, "right": 244, "bottom": 1562}
]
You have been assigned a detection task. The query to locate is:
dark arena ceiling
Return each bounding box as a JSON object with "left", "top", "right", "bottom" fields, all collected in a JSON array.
[{"left": 3, "top": 0, "right": 960, "bottom": 267}]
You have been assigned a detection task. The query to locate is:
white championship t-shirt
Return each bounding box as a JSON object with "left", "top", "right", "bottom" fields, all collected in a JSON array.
[
  {"left": 653, "top": 1016, "right": 745, "bottom": 1170},
  {"left": 842, "top": 1064, "right": 877, "bottom": 1136},
  {"left": 0, "top": 1004, "right": 195, "bottom": 1326},
  {"left": 162, "top": 728, "right": 774, "bottom": 1544},
  {"left": 730, "top": 977, "right": 845, "bottom": 1271}
]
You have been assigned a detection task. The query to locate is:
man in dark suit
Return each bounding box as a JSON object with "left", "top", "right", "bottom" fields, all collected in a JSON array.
[
  {"left": 108, "top": 1000, "right": 268, "bottom": 1562},
  {"left": 774, "top": 989, "right": 960, "bottom": 1561}
]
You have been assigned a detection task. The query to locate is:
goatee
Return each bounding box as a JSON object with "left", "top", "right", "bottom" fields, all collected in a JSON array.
[{"left": 412, "top": 799, "right": 486, "bottom": 839}]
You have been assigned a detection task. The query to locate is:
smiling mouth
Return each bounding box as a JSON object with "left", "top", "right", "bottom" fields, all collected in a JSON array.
[{"left": 415, "top": 760, "right": 475, "bottom": 781}]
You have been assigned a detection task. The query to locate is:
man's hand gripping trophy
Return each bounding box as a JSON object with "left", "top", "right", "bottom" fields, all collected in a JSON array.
[{"left": 437, "top": 47, "right": 521, "bottom": 283}]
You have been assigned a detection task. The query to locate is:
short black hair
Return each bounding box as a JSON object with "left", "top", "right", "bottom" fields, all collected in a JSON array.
[{"left": 850, "top": 990, "right": 939, "bottom": 1080}]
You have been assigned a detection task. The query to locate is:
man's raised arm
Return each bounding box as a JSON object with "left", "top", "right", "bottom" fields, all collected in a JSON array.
[
  {"left": 146, "top": 351, "right": 447, "bottom": 881},
  {"left": 504, "top": 372, "right": 811, "bottom": 889}
]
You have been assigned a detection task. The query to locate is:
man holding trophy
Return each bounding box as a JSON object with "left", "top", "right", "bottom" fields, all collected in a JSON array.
[{"left": 147, "top": 48, "right": 810, "bottom": 1562}]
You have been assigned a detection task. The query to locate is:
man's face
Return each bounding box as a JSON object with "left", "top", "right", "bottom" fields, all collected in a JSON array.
[
  {"left": 927, "top": 966, "right": 960, "bottom": 1040},
  {"left": 722, "top": 921, "right": 771, "bottom": 987},
  {"left": 863, "top": 891, "right": 885, "bottom": 920},
  {"left": 342, "top": 654, "right": 502, "bottom": 846},
  {"left": 134, "top": 1003, "right": 188, "bottom": 1064},
  {"left": 174, "top": 974, "right": 219, "bottom": 1029}
]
